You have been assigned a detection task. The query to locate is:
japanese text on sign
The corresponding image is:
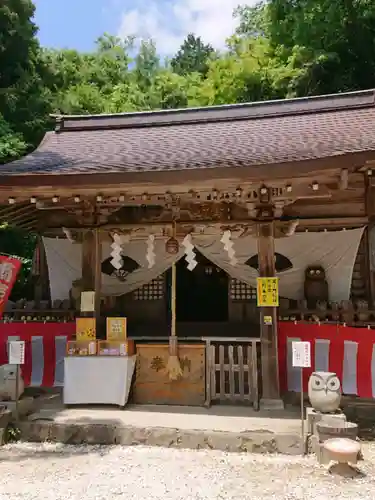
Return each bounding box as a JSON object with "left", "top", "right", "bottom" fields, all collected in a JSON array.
[
  {"left": 257, "top": 277, "right": 279, "bottom": 307},
  {"left": 107, "top": 317, "right": 127, "bottom": 341},
  {"left": 292, "top": 341, "right": 311, "bottom": 368},
  {"left": 8, "top": 340, "right": 25, "bottom": 365}
]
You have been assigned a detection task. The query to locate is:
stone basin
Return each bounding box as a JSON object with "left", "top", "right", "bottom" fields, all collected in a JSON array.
[
  {"left": 323, "top": 438, "right": 361, "bottom": 464},
  {"left": 317, "top": 421, "right": 358, "bottom": 442}
]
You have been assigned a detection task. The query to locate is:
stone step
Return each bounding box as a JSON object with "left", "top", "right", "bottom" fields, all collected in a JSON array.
[{"left": 18, "top": 419, "right": 302, "bottom": 455}]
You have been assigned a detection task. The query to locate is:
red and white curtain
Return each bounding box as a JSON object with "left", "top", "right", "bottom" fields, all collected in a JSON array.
[
  {"left": 279, "top": 322, "right": 375, "bottom": 399},
  {"left": 0, "top": 323, "right": 75, "bottom": 387}
]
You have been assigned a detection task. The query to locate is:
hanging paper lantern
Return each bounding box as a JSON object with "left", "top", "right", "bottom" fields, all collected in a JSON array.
[{"left": 166, "top": 237, "right": 179, "bottom": 254}]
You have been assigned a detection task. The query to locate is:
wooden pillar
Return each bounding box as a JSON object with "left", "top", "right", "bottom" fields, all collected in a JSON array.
[
  {"left": 365, "top": 176, "right": 375, "bottom": 306},
  {"left": 257, "top": 222, "right": 283, "bottom": 409},
  {"left": 367, "top": 224, "right": 375, "bottom": 306},
  {"left": 33, "top": 236, "right": 50, "bottom": 304},
  {"left": 81, "top": 229, "right": 102, "bottom": 321}
]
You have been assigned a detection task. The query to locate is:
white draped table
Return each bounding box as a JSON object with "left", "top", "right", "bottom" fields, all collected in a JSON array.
[{"left": 63, "top": 355, "right": 136, "bottom": 407}]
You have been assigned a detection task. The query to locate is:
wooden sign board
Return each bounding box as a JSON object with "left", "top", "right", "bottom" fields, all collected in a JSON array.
[
  {"left": 80, "top": 291, "right": 95, "bottom": 312},
  {"left": 76, "top": 317, "right": 96, "bottom": 341},
  {"left": 257, "top": 277, "right": 279, "bottom": 307},
  {"left": 106, "top": 317, "right": 127, "bottom": 341}
]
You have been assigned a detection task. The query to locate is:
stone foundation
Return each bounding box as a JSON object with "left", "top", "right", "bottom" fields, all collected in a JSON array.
[{"left": 19, "top": 420, "right": 302, "bottom": 455}]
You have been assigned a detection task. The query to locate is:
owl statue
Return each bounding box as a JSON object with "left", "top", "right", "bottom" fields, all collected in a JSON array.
[
  {"left": 304, "top": 265, "right": 329, "bottom": 310},
  {"left": 308, "top": 371, "right": 341, "bottom": 413}
]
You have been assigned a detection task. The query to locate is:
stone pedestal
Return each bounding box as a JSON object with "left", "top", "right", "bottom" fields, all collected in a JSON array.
[
  {"left": 306, "top": 407, "right": 361, "bottom": 465},
  {"left": 306, "top": 407, "right": 347, "bottom": 436},
  {"left": 259, "top": 398, "right": 285, "bottom": 411},
  {"left": 312, "top": 438, "right": 360, "bottom": 465},
  {"left": 317, "top": 421, "right": 358, "bottom": 442}
]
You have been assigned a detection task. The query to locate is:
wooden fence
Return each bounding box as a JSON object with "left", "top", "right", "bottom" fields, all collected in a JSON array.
[{"left": 203, "top": 337, "right": 260, "bottom": 409}]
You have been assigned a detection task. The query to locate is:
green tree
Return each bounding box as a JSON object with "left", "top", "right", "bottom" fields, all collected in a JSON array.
[
  {"left": 273, "top": 0, "right": 375, "bottom": 92},
  {"left": 134, "top": 40, "right": 160, "bottom": 92},
  {"left": 194, "top": 36, "right": 288, "bottom": 105},
  {"left": 237, "top": 0, "right": 375, "bottom": 96},
  {"left": 171, "top": 34, "right": 215, "bottom": 76},
  {"left": 0, "top": 0, "right": 51, "bottom": 148},
  {"left": 235, "top": 2, "right": 269, "bottom": 38},
  {"left": 43, "top": 34, "right": 133, "bottom": 114},
  {"left": 0, "top": 115, "right": 27, "bottom": 163}
]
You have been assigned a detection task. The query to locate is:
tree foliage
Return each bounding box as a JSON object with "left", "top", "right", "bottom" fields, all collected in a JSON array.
[
  {"left": 1, "top": 0, "right": 375, "bottom": 155},
  {"left": 236, "top": 0, "right": 375, "bottom": 95},
  {"left": 0, "top": 0, "right": 52, "bottom": 148},
  {"left": 1, "top": 0, "right": 375, "bottom": 297},
  {"left": 171, "top": 34, "right": 215, "bottom": 76}
]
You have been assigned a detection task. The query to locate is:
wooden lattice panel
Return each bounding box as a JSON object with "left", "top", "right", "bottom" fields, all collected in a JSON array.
[
  {"left": 133, "top": 276, "right": 164, "bottom": 301},
  {"left": 230, "top": 278, "right": 257, "bottom": 301}
]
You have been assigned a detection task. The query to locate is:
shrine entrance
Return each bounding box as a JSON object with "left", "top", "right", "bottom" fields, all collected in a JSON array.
[{"left": 166, "top": 253, "right": 228, "bottom": 323}]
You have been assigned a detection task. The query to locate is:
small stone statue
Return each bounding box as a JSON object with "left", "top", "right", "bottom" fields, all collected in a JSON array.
[
  {"left": 308, "top": 371, "right": 341, "bottom": 413},
  {"left": 356, "top": 299, "right": 370, "bottom": 322}
]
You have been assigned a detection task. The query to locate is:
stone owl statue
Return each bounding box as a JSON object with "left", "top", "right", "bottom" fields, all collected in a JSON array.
[
  {"left": 308, "top": 371, "right": 341, "bottom": 413},
  {"left": 304, "top": 265, "right": 329, "bottom": 310}
]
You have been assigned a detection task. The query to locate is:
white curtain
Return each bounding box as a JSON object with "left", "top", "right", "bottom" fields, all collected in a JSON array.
[
  {"left": 193, "top": 227, "right": 364, "bottom": 302},
  {"left": 43, "top": 237, "right": 183, "bottom": 301},
  {"left": 43, "top": 226, "right": 364, "bottom": 303},
  {"left": 275, "top": 228, "right": 364, "bottom": 301}
]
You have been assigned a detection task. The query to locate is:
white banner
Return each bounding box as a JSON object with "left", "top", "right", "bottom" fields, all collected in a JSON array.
[{"left": 43, "top": 226, "right": 364, "bottom": 303}]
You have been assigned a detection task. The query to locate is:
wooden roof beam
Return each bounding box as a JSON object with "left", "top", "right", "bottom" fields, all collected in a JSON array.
[
  {"left": 50, "top": 215, "right": 367, "bottom": 233},
  {"left": 0, "top": 177, "right": 342, "bottom": 207},
  {"left": 0, "top": 155, "right": 358, "bottom": 192}
]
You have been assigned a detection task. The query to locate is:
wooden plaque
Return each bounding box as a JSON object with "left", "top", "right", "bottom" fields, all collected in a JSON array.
[
  {"left": 76, "top": 317, "right": 96, "bottom": 341},
  {"left": 133, "top": 343, "right": 205, "bottom": 406},
  {"left": 106, "top": 317, "right": 127, "bottom": 341}
]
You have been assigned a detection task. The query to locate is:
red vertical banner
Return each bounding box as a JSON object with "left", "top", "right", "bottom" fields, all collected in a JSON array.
[{"left": 0, "top": 255, "right": 22, "bottom": 318}]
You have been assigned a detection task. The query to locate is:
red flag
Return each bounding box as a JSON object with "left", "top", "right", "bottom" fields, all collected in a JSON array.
[{"left": 0, "top": 255, "right": 22, "bottom": 318}]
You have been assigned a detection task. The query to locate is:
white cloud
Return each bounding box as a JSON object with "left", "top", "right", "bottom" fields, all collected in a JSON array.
[{"left": 116, "top": 0, "right": 250, "bottom": 55}]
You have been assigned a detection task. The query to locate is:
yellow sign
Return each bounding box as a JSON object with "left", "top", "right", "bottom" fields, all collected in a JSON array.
[
  {"left": 264, "top": 315, "right": 273, "bottom": 325},
  {"left": 76, "top": 317, "right": 96, "bottom": 341},
  {"left": 257, "top": 277, "right": 279, "bottom": 307},
  {"left": 106, "top": 317, "right": 127, "bottom": 341}
]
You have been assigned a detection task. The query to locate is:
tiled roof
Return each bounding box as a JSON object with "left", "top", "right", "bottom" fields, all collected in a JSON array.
[{"left": 2, "top": 89, "right": 375, "bottom": 176}]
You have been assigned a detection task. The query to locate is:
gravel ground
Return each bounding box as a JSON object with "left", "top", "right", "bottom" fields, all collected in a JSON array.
[{"left": 0, "top": 443, "right": 375, "bottom": 500}]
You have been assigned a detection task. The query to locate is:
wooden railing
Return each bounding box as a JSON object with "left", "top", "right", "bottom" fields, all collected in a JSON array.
[{"left": 203, "top": 337, "right": 260, "bottom": 409}]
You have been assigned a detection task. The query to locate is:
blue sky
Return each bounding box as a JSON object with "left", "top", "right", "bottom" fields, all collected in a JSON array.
[
  {"left": 33, "top": 0, "right": 122, "bottom": 51},
  {"left": 33, "top": 0, "right": 246, "bottom": 55}
]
